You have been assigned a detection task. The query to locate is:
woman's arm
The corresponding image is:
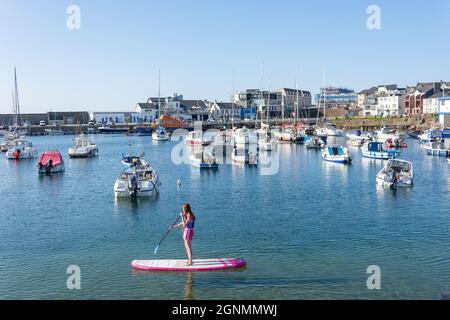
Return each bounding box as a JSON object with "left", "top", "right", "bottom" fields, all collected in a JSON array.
[{"left": 171, "top": 214, "right": 187, "bottom": 229}]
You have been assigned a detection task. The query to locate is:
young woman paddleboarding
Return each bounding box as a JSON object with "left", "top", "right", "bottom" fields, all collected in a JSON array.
[{"left": 171, "top": 203, "right": 196, "bottom": 266}]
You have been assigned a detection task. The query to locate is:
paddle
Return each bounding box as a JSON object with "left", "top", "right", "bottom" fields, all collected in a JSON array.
[{"left": 153, "top": 215, "right": 182, "bottom": 255}]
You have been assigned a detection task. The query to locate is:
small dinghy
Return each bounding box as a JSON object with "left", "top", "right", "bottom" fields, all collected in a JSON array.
[
  {"left": 322, "top": 145, "right": 352, "bottom": 164},
  {"left": 305, "top": 136, "right": 325, "bottom": 149},
  {"left": 114, "top": 163, "right": 159, "bottom": 198},
  {"left": 425, "top": 141, "right": 448, "bottom": 157},
  {"left": 362, "top": 142, "right": 397, "bottom": 160},
  {"left": 132, "top": 258, "right": 247, "bottom": 272},
  {"left": 37, "top": 151, "right": 65, "bottom": 174},
  {"left": 376, "top": 159, "right": 414, "bottom": 189}
]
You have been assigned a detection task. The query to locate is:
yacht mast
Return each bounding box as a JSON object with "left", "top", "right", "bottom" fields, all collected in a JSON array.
[{"left": 158, "top": 69, "right": 161, "bottom": 123}]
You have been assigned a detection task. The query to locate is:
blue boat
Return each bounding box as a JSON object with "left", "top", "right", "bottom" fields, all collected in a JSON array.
[
  {"left": 425, "top": 141, "right": 448, "bottom": 157},
  {"left": 418, "top": 129, "right": 443, "bottom": 143},
  {"left": 362, "top": 142, "right": 397, "bottom": 160},
  {"left": 322, "top": 145, "right": 352, "bottom": 164},
  {"left": 121, "top": 153, "right": 148, "bottom": 167},
  {"left": 441, "top": 128, "right": 450, "bottom": 139}
]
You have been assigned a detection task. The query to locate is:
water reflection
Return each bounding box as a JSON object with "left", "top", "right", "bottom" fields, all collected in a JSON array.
[{"left": 184, "top": 272, "right": 194, "bottom": 300}]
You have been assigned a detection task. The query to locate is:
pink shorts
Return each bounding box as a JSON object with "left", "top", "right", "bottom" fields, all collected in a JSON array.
[{"left": 183, "top": 228, "right": 194, "bottom": 241}]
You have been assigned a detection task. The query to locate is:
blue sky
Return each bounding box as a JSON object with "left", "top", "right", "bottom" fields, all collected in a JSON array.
[{"left": 1, "top": 0, "right": 449, "bottom": 112}]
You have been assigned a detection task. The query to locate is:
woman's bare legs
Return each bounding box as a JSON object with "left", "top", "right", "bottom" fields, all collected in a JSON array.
[{"left": 184, "top": 239, "right": 193, "bottom": 265}]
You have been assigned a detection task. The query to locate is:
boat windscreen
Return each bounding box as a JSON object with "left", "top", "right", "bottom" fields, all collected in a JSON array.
[{"left": 369, "top": 143, "right": 382, "bottom": 152}]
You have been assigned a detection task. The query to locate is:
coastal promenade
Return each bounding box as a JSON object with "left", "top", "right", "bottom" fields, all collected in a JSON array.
[{"left": 7, "top": 115, "right": 439, "bottom": 136}]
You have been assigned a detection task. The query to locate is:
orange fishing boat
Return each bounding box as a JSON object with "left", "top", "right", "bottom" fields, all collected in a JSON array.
[{"left": 151, "top": 115, "right": 186, "bottom": 130}]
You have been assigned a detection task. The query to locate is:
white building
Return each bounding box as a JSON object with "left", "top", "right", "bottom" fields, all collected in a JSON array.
[
  {"left": 362, "top": 85, "right": 404, "bottom": 117},
  {"left": 90, "top": 112, "right": 143, "bottom": 124},
  {"left": 437, "top": 96, "right": 450, "bottom": 126},
  {"left": 208, "top": 101, "right": 241, "bottom": 121},
  {"left": 423, "top": 92, "right": 450, "bottom": 114}
]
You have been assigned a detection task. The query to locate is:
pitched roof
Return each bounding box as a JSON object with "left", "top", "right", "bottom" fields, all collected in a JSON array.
[
  {"left": 358, "top": 87, "right": 377, "bottom": 95},
  {"left": 425, "top": 91, "right": 450, "bottom": 99},
  {"left": 179, "top": 100, "right": 208, "bottom": 109}
]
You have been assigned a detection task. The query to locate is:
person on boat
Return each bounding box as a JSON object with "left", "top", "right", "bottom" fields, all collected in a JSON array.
[{"left": 171, "top": 203, "right": 196, "bottom": 266}]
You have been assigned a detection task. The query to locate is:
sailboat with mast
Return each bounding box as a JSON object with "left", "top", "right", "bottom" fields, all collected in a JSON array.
[
  {"left": 314, "top": 68, "right": 343, "bottom": 137},
  {"left": 152, "top": 70, "right": 170, "bottom": 141},
  {"left": 5, "top": 68, "right": 38, "bottom": 159}
]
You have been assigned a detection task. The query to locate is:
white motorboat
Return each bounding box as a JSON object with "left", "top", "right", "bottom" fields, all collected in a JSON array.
[
  {"left": 69, "top": 134, "right": 98, "bottom": 158},
  {"left": 190, "top": 151, "right": 218, "bottom": 169},
  {"left": 347, "top": 139, "right": 364, "bottom": 147},
  {"left": 424, "top": 141, "right": 448, "bottom": 157},
  {"left": 114, "top": 164, "right": 160, "bottom": 198},
  {"left": 233, "top": 127, "right": 257, "bottom": 146},
  {"left": 375, "top": 127, "right": 405, "bottom": 143},
  {"left": 256, "top": 128, "right": 276, "bottom": 151},
  {"left": 152, "top": 127, "right": 170, "bottom": 141},
  {"left": 376, "top": 159, "right": 414, "bottom": 189},
  {"left": 346, "top": 130, "right": 373, "bottom": 141},
  {"left": 305, "top": 136, "right": 325, "bottom": 149},
  {"left": 362, "top": 141, "right": 397, "bottom": 160},
  {"left": 0, "top": 132, "right": 18, "bottom": 152},
  {"left": 315, "top": 125, "right": 343, "bottom": 137},
  {"left": 6, "top": 139, "right": 38, "bottom": 159},
  {"left": 231, "top": 147, "right": 258, "bottom": 165},
  {"left": 418, "top": 129, "right": 443, "bottom": 144},
  {"left": 322, "top": 145, "right": 352, "bottom": 164},
  {"left": 37, "top": 151, "right": 65, "bottom": 174}
]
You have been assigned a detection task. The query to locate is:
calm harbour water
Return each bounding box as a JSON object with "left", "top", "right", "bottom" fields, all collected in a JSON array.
[{"left": 0, "top": 133, "right": 449, "bottom": 300}]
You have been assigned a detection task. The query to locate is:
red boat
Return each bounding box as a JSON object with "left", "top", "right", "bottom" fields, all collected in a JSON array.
[{"left": 37, "top": 151, "right": 65, "bottom": 174}]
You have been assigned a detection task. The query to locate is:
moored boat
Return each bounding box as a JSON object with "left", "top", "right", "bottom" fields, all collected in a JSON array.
[
  {"left": 362, "top": 141, "right": 396, "bottom": 160},
  {"left": 121, "top": 153, "right": 148, "bottom": 167},
  {"left": 376, "top": 159, "right": 414, "bottom": 189},
  {"left": 231, "top": 147, "right": 258, "bottom": 165},
  {"left": 322, "top": 145, "right": 352, "bottom": 164},
  {"left": 69, "top": 134, "right": 98, "bottom": 158},
  {"left": 152, "top": 126, "right": 170, "bottom": 141},
  {"left": 114, "top": 164, "right": 159, "bottom": 198},
  {"left": 190, "top": 152, "right": 218, "bottom": 169},
  {"left": 0, "top": 132, "right": 18, "bottom": 152},
  {"left": 5, "top": 138, "right": 38, "bottom": 159},
  {"left": 347, "top": 139, "right": 364, "bottom": 147},
  {"left": 98, "top": 123, "right": 129, "bottom": 134},
  {"left": 37, "top": 151, "right": 65, "bottom": 174},
  {"left": 305, "top": 136, "right": 325, "bottom": 149},
  {"left": 419, "top": 129, "right": 443, "bottom": 144},
  {"left": 424, "top": 141, "right": 448, "bottom": 157},
  {"left": 186, "top": 130, "right": 213, "bottom": 146},
  {"left": 375, "top": 126, "right": 405, "bottom": 143},
  {"left": 315, "top": 125, "right": 343, "bottom": 137}
]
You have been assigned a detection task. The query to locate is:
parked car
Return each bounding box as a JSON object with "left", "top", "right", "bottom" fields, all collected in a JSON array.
[{"left": 39, "top": 120, "right": 46, "bottom": 127}]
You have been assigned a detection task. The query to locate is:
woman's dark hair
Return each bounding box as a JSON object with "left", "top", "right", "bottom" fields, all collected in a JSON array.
[{"left": 183, "top": 203, "right": 196, "bottom": 220}]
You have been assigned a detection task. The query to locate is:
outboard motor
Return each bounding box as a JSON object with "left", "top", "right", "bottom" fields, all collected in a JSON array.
[{"left": 128, "top": 173, "right": 138, "bottom": 197}]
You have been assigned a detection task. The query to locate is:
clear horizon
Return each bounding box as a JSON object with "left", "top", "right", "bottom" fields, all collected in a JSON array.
[{"left": 1, "top": 0, "right": 450, "bottom": 113}]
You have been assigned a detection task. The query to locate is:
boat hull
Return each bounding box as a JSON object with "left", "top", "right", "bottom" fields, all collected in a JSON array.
[
  {"left": 69, "top": 148, "right": 98, "bottom": 158},
  {"left": 38, "top": 164, "right": 65, "bottom": 174},
  {"left": 362, "top": 150, "right": 392, "bottom": 160},
  {"left": 425, "top": 148, "right": 448, "bottom": 157}
]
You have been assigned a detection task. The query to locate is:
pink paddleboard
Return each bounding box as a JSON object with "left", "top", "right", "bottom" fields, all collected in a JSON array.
[{"left": 131, "top": 258, "right": 247, "bottom": 272}]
